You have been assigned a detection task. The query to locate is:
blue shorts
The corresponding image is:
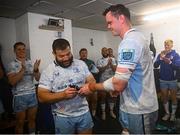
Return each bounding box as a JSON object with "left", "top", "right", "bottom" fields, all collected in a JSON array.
[
  {"left": 53, "top": 111, "right": 94, "bottom": 134},
  {"left": 119, "top": 110, "right": 158, "bottom": 134},
  {"left": 160, "top": 80, "right": 177, "bottom": 90},
  {"left": 13, "top": 93, "right": 37, "bottom": 112}
]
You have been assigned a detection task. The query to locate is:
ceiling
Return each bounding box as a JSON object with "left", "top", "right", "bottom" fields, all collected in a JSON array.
[{"left": 0, "top": 0, "right": 180, "bottom": 31}]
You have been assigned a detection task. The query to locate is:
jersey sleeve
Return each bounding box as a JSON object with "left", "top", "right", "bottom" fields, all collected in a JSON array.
[
  {"left": 117, "top": 39, "right": 143, "bottom": 70},
  {"left": 38, "top": 67, "right": 53, "bottom": 90},
  {"left": 6, "top": 62, "right": 17, "bottom": 74}
]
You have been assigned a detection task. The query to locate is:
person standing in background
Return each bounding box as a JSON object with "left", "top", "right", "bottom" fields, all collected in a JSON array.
[
  {"left": 79, "top": 48, "right": 99, "bottom": 117},
  {"left": 154, "top": 39, "right": 180, "bottom": 121},
  {"left": 108, "top": 47, "right": 118, "bottom": 117},
  {"left": 79, "top": 4, "right": 158, "bottom": 134},
  {"left": 108, "top": 48, "right": 115, "bottom": 58},
  {"left": 7, "top": 42, "right": 40, "bottom": 134},
  {"left": 96, "top": 47, "right": 117, "bottom": 120}
]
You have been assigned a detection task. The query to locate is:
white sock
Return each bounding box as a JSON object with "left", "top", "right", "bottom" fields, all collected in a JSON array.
[
  {"left": 101, "top": 103, "right": 106, "bottom": 113},
  {"left": 164, "top": 102, "right": 170, "bottom": 114},
  {"left": 171, "top": 104, "right": 177, "bottom": 115},
  {"left": 109, "top": 102, "right": 115, "bottom": 112}
]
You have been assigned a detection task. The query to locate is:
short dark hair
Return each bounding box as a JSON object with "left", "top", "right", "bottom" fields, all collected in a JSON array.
[
  {"left": 103, "top": 4, "right": 130, "bottom": 21},
  {"left": 79, "top": 48, "right": 87, "bottom": 54},
  {"left": 13, "top": 42, "right": 25, "bottom": 50},
  {"left": 52, "top": 38, "right": 71, "bottom": 53}
]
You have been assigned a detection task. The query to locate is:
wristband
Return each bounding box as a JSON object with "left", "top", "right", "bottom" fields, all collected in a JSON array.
[{"left": 103, "top": 78, "right": 113, "bottom": 91}]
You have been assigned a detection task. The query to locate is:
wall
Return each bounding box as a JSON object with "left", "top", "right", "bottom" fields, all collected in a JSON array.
[
  {"left": 0, "top": 17, "right": 16, "bottom": 69},
  {"left": 72, "top": 27, "right": 120, "bottom": 63},
  {"left": 73, "top": 19, "right": 180, "bottom": 64},
  {"left": 0, "top": 13, "right": 72, "bottom": 71},
  {"left": 26, "top": 13, "right": 72, "bottom": 71},
  {"left": 105, "top": 31, "right": 121, "bottom": 59},
  {"left": 136, "top": 18, "right": 180, "bottom": 55},
  {"left": 15, "top": 13, "right": 30, "bottom": 58},
  {"left": 1, "top": 15, "right": 180, "bottom": 70}
]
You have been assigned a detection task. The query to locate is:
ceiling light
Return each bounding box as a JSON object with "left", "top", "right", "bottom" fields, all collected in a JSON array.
[
  {"left": 143, "top": 8, "right": 180, "bottom": 21},
  {"left": 75, "top": 0, "right": 96, "bottom": 8},
  {"left": 79, "top": 14, "right": 95, "bottom": 20}
]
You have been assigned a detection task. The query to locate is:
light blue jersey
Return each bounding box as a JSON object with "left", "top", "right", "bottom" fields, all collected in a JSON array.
[
  {"left": 39, "top": 59, "right": 91, "bottom": 117},
  {"left": 118, "top": 29, "right": 158, "bottom": 114},
  {"left": 97, "top": 57, "right": 116, "bottom": 82},
  {"left": 7, "top": 59, "right": 36, "bottom": 95}
]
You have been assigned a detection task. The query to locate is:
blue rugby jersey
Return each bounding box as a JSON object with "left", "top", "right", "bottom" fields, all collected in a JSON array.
[
  {"left": 38, "top": 59, "right": 91, "bottom": 117},
  {"left": 154, "top": 50, "right": 180, "bottom": 81},
  {"left": 117, "top": 28, "right": 158, "bottom": 114},
  {"left": 7, "top": 59, "right": 36, "bottom": 95}
]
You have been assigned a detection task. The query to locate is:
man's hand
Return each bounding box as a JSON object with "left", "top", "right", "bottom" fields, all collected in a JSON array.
[
  {"left": 160, "top": 50, "right": 166, "bottom": 59},
  {"left": 78, "top": 84, "right": 93, "bottom": 95},
  {"left": 34, "top": 59, "right": 41, "bottom": 72},
  {"left": 64, "top": 87, "right": 78, "bottom": 99},
  {"left": 112, "top": 77, "right": 127, "bottom": 92},
  {"left": 21, "top": 61, "right": 26, "bottom": 70},
  {"left": 162, "top": 57, "right": 171, "bottom": 64},
  {"left": 108, "top": 58, "right": 112, "bottom": 66},
  {"left": 109, "top": 90, "right": 119, "bottom": 97}
]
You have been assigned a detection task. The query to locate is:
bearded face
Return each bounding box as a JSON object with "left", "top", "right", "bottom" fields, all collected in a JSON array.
[
  {"left": 55, "top": 55, "right": 73, "bottom": 68},
  {"left": 101, "top": 47, "right": 109, "bottom": 58},
  {"left": 54, "top": 47, "right": 73, "bottom": 68}
]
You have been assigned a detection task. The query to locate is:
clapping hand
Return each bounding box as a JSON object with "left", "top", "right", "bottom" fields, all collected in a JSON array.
[
  {"left": 160, "top": 51, "right": 171, "bottom": 64},
  {"left": 21, "top": 61, "right": 26, "bottom": 72},
  {"left": 34, "top": 59, "right": 41, "bottom": 72},
  {"left": 162, "top": 57, "right": 171, "bottom": 64},
  {"left": 160, "top": 51, "right": 166, "bottom": 59},
  {"left": 108, "top": 58, "right": 112, "bottom": 66}
]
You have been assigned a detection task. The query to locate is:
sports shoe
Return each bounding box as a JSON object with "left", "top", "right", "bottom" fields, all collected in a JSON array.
[
  {"left": 101, "top": 112, "right": 106, "bottom": 120},
  {"left": 162, "top": 113, "right": 170, "bottom": 121},
  {"left": 121, "top": 130, "right": 129, "bottom": 135},
  {"left": 110, "top": 111, "right": 116, "bottom": 119},
  {"left": 170, "top": 114, "right": 176, "bottom": 121}
]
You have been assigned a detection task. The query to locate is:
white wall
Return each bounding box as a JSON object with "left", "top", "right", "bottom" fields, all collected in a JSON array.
[
  {"left": 15, "top": 14, "right": 30, "bottom": 58},
  {"left": 72, "top": 27, "right": 106, "bottom": 62},
  {"left": 73, "top": 18, "right": 180, "bottom": 64},
  {"left": 136, "top": 18, "right": 180, "bottom": 55},
  {"left": 27, "top": 13, "right": 72, "bottom": 71},
  {"left": 1, "top": 14, "right": 180, "bottom": 70},
  {"left": 105, "top": 31, "right": 121, "bottom": 59},
  {"left": 0, "top": 13, "right": 72, "bottom": 71},
  {"left": 72, "top": 27, "right": 120, "bottom": 63},
  {"left": 0, "top": 17, "right": 16, "bottom": 69}
]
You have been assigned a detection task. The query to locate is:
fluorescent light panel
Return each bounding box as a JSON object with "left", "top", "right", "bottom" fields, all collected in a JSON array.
[{"left": 143, "top": 8, "right": 180, "bottom": 21}]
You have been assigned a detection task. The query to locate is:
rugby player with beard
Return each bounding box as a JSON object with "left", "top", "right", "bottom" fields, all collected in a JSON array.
[{"left": 37, "top": 38, "right": 95, "bottom": 134}]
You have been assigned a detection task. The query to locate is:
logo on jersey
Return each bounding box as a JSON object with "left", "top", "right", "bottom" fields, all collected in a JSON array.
[
  {"left": 121, "top": 49, "right": 135, "bottom": 62},
  {"left": 73, "top": 67, "right": 80, "bottom": 73}
]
